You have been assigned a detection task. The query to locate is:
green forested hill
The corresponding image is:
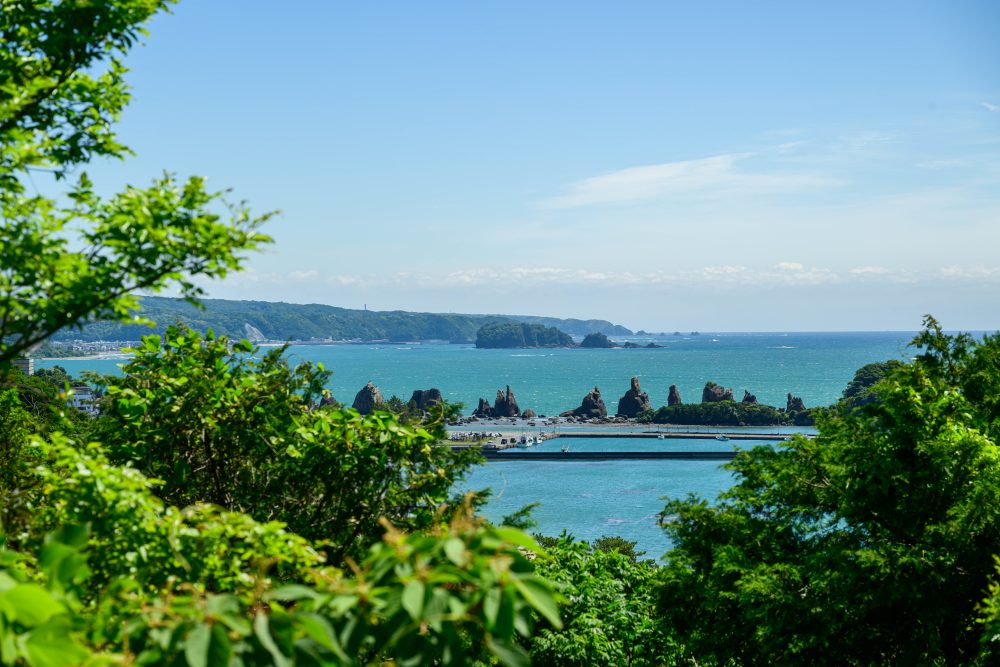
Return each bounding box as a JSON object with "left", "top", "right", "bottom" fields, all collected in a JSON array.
[{"left": 52, "top": 297, "right": 632, "bottom": 343}]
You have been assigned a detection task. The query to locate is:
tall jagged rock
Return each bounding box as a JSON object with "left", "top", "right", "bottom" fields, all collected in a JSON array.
[
  {"left": 702, "top": 382, "right": 734, "bottom": 403},
  {"left": 562, "top": 386, "right": 607, "bottom": 419},
  {"left": 472, "top": 398, "right": 492, "bottom": 418},
  {"left": 616, "top": 376, "right": 651, "bottom": 418},
  {"left": 492, "top": 385, "right": 521, "bottom": 418},
  {"left": 742, "top": 390, "right": 758, "bottom": 404},
  {"left": 409, "top": 388, "right": 443, "bottom": 413},
  {"left": 668, "top": 384, "right": 682, "bottom": 406},
  {"left": 786, "top": 393, "right": 806, "bottom": 411},
  {"left": 352, "top": 381, "right": 385, "bottom": 415}
]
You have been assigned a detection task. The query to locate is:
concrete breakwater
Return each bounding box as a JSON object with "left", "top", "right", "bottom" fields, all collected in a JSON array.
[
  {"left": 479, "top": 450, "right": 737, "bottom": 461},
  {"left": 548, "top": 431, "right": 799, "bottom": 441}
]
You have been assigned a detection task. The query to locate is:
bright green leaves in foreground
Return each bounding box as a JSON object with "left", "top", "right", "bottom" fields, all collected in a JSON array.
[
  {"left": 659, "top": 320, "right": 1000, "bottom": 666},
  {"left": 1, "top": 435, "right": 561, "bottom": 666}
]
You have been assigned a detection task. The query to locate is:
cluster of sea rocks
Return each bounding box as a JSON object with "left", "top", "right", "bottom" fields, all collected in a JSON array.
[
  {"left": 347, "top": 381, "right": 444, "bottom": 415},
  {"left": 341, "top": 377, "right": 808, "bottom": 422}
]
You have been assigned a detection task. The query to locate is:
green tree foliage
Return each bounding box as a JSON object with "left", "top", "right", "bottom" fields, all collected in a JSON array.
[
  {"left": 90, "top": 327, "right": 483, "bottom": 564},
  {"left": 2, "top": 437, "right": 563, "bottom": 666},
  {"left": 526, "top": 535, "right": 675, "bottom": 666},
  {"left": 658, "top": 318, "right": 1000, "bottom": 666},
  {"left": 0, "top": 0, "right": 270, "bottom": 368},
  {"left": 579, "top": 332, "right": 615, "bottom": 348},
  {"left": 840, "top": 359, "right": 905, "bottom": 408},
  {"left": 476, "top": 322, "right": 573, "bottom": 348},
  {"left": 643, "top": 400, "right": 786, "bottom": 426}
]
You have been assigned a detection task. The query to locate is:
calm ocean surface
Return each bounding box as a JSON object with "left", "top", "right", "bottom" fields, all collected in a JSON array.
[{"left": 39, "top": 331, "right": 918, "bottom": 558}]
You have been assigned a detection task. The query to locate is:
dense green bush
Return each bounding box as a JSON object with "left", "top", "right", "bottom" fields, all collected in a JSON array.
[
  {"left": 658, "top": 319, "right": 1000, "bottom": 666},
  {"left": 525, "top": 535, "right": 677, "bottom": 666},
  {"left": 90, "top": 327, "right": 482, "bottom": 564},
  {"left": 643, "top": 400, "right": 786, "bottom": 425}
]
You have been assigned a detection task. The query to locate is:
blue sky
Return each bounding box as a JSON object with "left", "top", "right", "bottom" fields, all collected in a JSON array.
[{"left": 86, "top": 1, "right": 1000, "bottom": 330}]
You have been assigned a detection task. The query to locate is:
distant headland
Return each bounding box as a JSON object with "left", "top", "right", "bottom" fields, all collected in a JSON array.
[{"left": 47, "top": 296, "right": 633, "bottom": 345}]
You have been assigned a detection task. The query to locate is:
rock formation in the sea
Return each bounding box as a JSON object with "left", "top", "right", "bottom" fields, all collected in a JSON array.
[
  {"left": 408, "top": 388, "right": 443, "bottom": 413},
  {"left": 472, "top": 398, "right": 492, "bottom": 418},
  {"left": 492, "top": 385, "right": 521, "bottom": 418},
  {"left": 580, "top": 332, "right": 615, "bottom": 348},
  {"left": 319, "top": 389, "right": 338, "bottom": 408},
  {"left": 742, "top": 390, "right": 758, "bottom": 404},
  {"left": 562, "top": 386, "right": 607, "bottom": 419},
  {"left": 786, "top": 393, "right": 806, "bottom": 411},
  {"left": 668, "top": 384, "right": 682, "bottom": 406},
  {"left": 616, "top": 376, "right": 652, "bottom": 418},
  {"left": 352, "top": 381, "right": 385, "bottom": 415},
  {"left": 522, "top": 408, "right": 537, "bottom": 419},
  {"left": 702, "top": 382, "right": 734, "bottom": 403}
]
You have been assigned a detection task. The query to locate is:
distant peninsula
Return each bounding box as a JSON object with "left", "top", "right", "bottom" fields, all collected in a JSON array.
[{"left": 52, "top": 296, "right": 633, "bottom": 344}]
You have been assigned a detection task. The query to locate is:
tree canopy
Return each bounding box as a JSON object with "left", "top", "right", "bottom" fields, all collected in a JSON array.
[{"left": 658, "top": 318, "right": 1000, "bottom": 665}]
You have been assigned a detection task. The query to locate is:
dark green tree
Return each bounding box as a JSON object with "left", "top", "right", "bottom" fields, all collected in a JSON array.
[
  {"left": 658, "top": 318, "right": 1000, "bottom": 666},
  {"left": 527, "top": 534, "right": 675, "bottom": 665},
  {"left": 91, "top": 327, "right": 483, "bottom": 563}
]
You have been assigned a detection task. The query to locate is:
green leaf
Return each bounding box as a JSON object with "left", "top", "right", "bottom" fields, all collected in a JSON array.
[
  {"left": 184, "top": 623, "right": 211, "bottom": 667},
  {"left": 253, "top": 614, "right": 292, "bottom": 667},
  {"left": 492, "top": 527, "right": 544, "bottom": 555},
  {"left": 401, "top": 580, "right": 425, "bottom": 621},
  {"left": 22, "top": 617, "right": 90, "bottom": 667},
  {"left": 3, "top": 584, "right": 65, "bottom": 626},
  {"left": 295, "top": 613, "right": 348, "bottom": 662},
  {"left": 266, "top": 585, "right": 320, "bottom": 602},
  {"left": 443, "top": 538, "right": 466, "bottom": 565},
  {"left": 486, "top": 636, "right": 530, "bottom": 667},
  {"left": 512, "top": 577, "right": 562, "bottom": 629}
]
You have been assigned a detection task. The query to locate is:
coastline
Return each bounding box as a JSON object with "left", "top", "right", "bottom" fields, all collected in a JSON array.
[{"left": 37, "top": 353, "right": 132, "bottom": 362}]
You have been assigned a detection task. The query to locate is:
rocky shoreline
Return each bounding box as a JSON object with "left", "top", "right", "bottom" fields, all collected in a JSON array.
[{"left": 340, "top": 376, "right": 815, "bottom": 427}]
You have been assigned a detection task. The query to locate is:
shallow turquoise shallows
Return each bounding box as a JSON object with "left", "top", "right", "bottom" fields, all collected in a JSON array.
[{"left": 38, "top": 331, "right": 921, "bottom": 557}]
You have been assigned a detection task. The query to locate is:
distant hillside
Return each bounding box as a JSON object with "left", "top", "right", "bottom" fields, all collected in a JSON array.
[{"left": 51, "top": 297, "right": 633, "bottom": 343}]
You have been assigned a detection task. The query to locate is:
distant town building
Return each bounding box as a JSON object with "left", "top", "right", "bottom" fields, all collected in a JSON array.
[
  {"left": 13, "top": 356, "right": 33, "bottom": 376},
  {"left": 69, "top": 383, "right": 98, "bottom": 416}
]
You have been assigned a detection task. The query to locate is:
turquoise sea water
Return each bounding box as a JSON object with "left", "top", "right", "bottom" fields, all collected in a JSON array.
[{"left": 38, "top": 331, "right": 918, "bottom": 557}]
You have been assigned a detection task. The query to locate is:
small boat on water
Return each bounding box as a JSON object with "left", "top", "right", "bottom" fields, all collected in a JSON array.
[
  {"left": 657, "top": 434, "right": 665, "bottom": 440},
  {"left": 715, "top": 434, "right": 730, "bottom": 441},
  {"left": 561, "top": 445, "right": 570, "bottom": 453}
]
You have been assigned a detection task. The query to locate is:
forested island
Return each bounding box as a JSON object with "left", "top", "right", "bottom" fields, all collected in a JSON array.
[
  {"left": 475, "top": 322, "right": 574, "bottom": 348},
  {"left": 52, "top": 296, "right": 632, "bottom": 344}
]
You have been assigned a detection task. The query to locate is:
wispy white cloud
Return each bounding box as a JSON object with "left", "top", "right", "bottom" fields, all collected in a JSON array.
[
  {"left": 774, "top": 262, "right": 804, "bottom": 271},
  {"left": 982, "top": 101, "right": 999, "bottom": 113},
  {"left": 836, "top": 131, "right": 895, "bottom": 154},
  {"left": 538, "top": 153, "right": 835, "bottom": 209},
  {"left": 263, "top": 264, "right": 1000, "bottom": 293}
]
